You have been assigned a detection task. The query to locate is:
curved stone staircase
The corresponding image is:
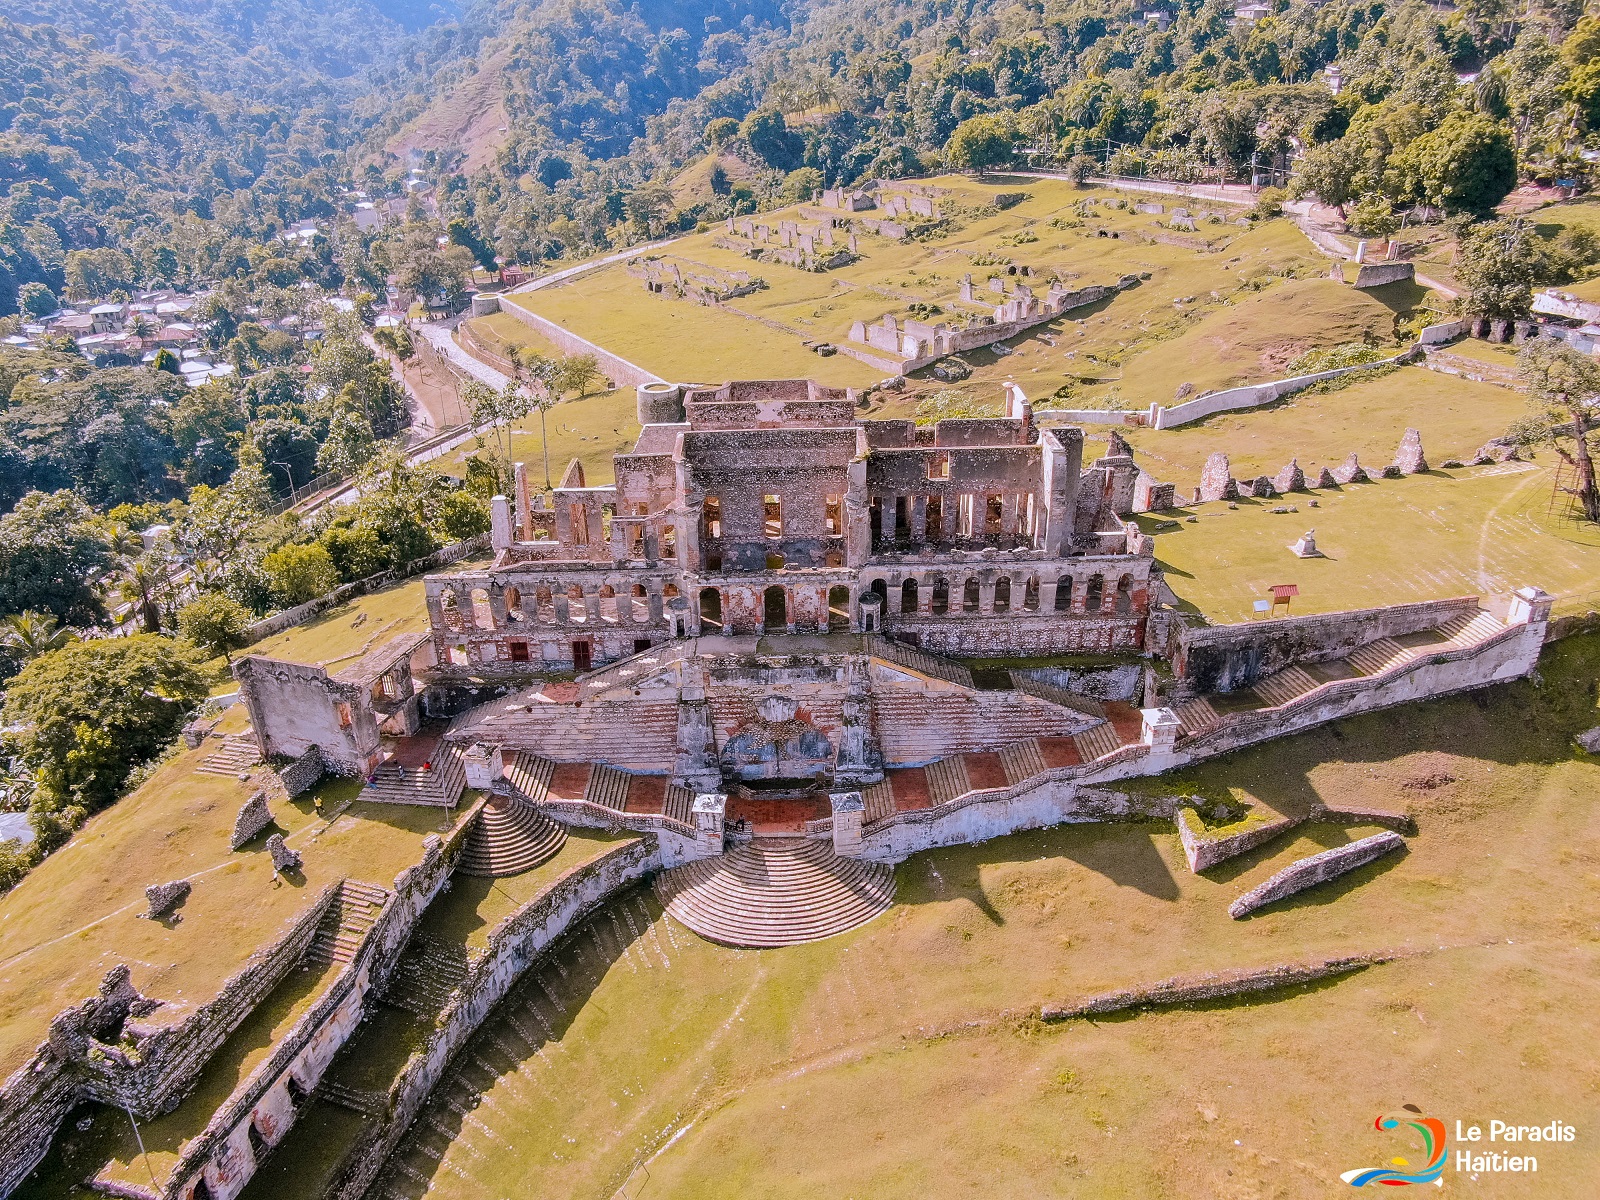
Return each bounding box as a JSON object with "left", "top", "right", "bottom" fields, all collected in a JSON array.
[
  {"left": 654, "top": 839, "right": 895, "bottom": 948},
  {"left": 457, "top": 792, "right": 568, "bottom": 877}
]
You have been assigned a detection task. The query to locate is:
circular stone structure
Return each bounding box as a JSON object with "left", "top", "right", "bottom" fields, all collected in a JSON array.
[
  {"left": 457, "top": 793, "right": 568, "bottom": 877},
  {"left": 654, "top": 839, "right": 895, "bottom": 948}
]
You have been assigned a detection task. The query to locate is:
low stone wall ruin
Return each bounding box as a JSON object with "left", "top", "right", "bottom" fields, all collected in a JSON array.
[
  {"left": 326, "top": 836, "right": 662, "bottom": 1200},
  {"left": 1229, "top": 832, "right": 1406, "bottom": 918},
  {"left": 1175, "top": 808, "right": 1306, "bottom": 873},
  {"left": 1041, "top": 952, "right": 1397, "bottom": 1020}
]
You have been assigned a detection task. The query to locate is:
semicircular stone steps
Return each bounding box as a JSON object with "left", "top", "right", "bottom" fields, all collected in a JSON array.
[
  {"left": 654, "top": 839, "right": 895, "bottom": 948},
  {"left": 457, "top": 793, "right": 568, "bottom": 877}
]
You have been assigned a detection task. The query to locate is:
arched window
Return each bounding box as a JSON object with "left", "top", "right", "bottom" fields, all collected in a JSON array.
[
  {"left": 566, "top": 584, "right": 588, "bottom": 623},
  {"left": 931, "top": 576, "right": 949, "bottom": 615},
  {"left": 901, "top": 578, "right": 918, "bottom": 613},
  {"left": 1085, "top": 574, "right": 1104, "bottom": 612},
  {"left": 869, "top": 578, "right": 889, "bottom": 607},
  {"left": 631, "top": 583, "right": 649, "bottom": 622},
  {"left": 470, "top": 588, "right": 493, "bottom": 629},
  {"left": 1023, "top": 577, "right": 1040, "bottom": 611},
  {"left": 598, "top": 584, "right": 618, "bottom": 623},
  {"left": 828, "top": 586, "right": 851, "bottom": 631},
  {"left": 994, "top": 577, "right": 1011, "bottom": 613},
  {"left": 699, "top": 587, "right": 723, "bottom": 631},
  {"left": 1054, "top": 577, "right": 1073, "bottom": 611},
  {"left": 1114, "top": 574, "right": 1134, "bottom": 615},
  {"left": 963, "top": 577, "right": 980, "bottom": 612},
  {"left": 535, "top": 584, "right": 556, "bottom": 622},
  {"left": 504, "top": 585, "right": 523, "bottom": 621},
  {"left": 440, "top": 589, "right": 462, "bottom": 632},
  {"left": 764, "top": 585, "right": 788, "bottom": 629}
]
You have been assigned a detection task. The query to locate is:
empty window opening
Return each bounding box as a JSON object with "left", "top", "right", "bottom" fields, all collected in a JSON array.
[
  {"left": 766, "top": 552, "right": 785, "bottom": 570},
  {"left": 824, "top": 549, "right": 844, "bottom": 568},
  {"left": 828, "top": 585, "right": 851, "bottom": 631},
  {"left": 764, "top": 585, "right": 788, "bottom": 629},
  {"left": 868, "top": 497, "right": 883, "bottom": 544},
  {"left": 985, "top": 494, "right": 1004, "bottom": 535},
  {"left": 702, "top": 496, "right": 722, "bottom": 539},
  {"left": 893, "top": 496, "right": 909, "bottom": 541},
  {"left": 763, "top": 494, "right": 782, "bottom": 539},
  {"left": 634, "top": 637, "right": 653, "bottom": 654},
  {"left": 931, "top": 576, "right": 949, "bottom": 615},
  {"left": 471, "top": 588, "right": 492, "bottom": 628},
  {"left": 631, "top": 584, "right": 649, "bottom": 621},
  {"left": 825, "top": 495, "right": 843, "bottom": 535},
  {"left": 994, "top": 576, "right": 1011, "bottom": 613},
  {"left": 901, "top": 578, "right": 919, "bottom": 613},
  {"left": 569, "top": 503, "right": 589, "bottom": 546},
  {"left": 928, "top": 451, "right": 950, "bottom": 480},
  {"left": 535, "top": 585, "right": 556, "bottom": 622},
  {"left": 869, "top": 579, "right": 889, "bottom": 611},
  {"left": 661, "top": 525, "right": 677, "bottom": 560},
  {"left": 336, "top": 702, "right": 352, "bottom": 729},
  {"left": 566, "top": 584, "right": 587, "bottom": 623},
  {"left": 957, "top": 494, "right": 976, "bottom": 539},
  {"left": 1114, "top": 574, "right": 1134, "bottom": 615},
  {"left": 706, "top": 551, "right": 723, "bottom": 571},
  {"left": 1085, "top": 574, "right": 1104, "bottom": 612},
  {"left": 599, "top": 584, "right": 619, "bottom": 623},
  {"left": 1023, "top": 577, "right": 1040, "bottom": 611},
  {"left": 509, "top": 640, "right": 530, "bottom": 662},
  {"left": 926, "top": 495, "right": 944, "bottom": 539},
  {"left": 699, "top": 587, "right": 723, "bottom": 631},
  {"left": 504, "top": 586, "right": 523, "bottom": 621},
  {"left": 440, "top": 590, "right": 462, "bottom": 632},
  {"left": 571, "top": 641, "right": 592, "bottom": 671},
  {"left": 963, "top": 577, "right": 980, "bottom": 612},
  {"left": 627, "top": 525, "right": 644, "bottom": 559}
]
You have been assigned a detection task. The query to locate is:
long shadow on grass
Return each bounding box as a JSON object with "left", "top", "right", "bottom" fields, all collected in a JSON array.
[{"left": 377, "top": 885, "right": 655, "bottom": 1200}]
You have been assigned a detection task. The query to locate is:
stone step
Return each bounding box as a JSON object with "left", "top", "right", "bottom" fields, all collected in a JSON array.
[
  {"left": 1174, "top": 697, "right": 1222, "bottom": 737},
  {"left": 862, "top": 779, "right": 895, "bottom": 824},
  {"left": 1437, "top": 610, "right": 1503, "bottom": 646},
  {"left": 998, "top": 738, "right": 1047, "bottom": 785},
  {"left": 457, "top": 793, "right": 568, "bottom": 878},
  {"left": 584, "top": 764, "right": 631, "bottom": 811},
  {"left": 1346, "top": 637, "right": 1416, "bottom": 677},
  {"left": 1251, "top": 664, "right": 1321, "bottom": 708},
  {"left": 655, "top": 840, "right": 895, "bottom": 948},
  {"left": 1072, "top": 720, "right": 1123, "bottom": 762},
  {"left": 923, "top": 755, "right": 971, "bottom": 805}
]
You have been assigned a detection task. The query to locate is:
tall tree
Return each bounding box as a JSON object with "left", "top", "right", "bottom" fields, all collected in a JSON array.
[{"left": 1518, "top": 340, "right": 1600, "bottom": 523}]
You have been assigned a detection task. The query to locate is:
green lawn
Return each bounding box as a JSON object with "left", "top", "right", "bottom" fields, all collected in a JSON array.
[
  {"left": 364, "top": 634, "right": 1600, "bottom": 1200},
  {"left": 1144, "top": 460, "right": 1600, "bottom": 622},
  {"left": 507, "top": 177, "right": 1403, "bottom": 406}
]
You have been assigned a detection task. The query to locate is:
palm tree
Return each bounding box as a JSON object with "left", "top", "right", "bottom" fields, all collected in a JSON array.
[
  {"left": 119, "top": 555, "right": 169, "bottom": 634},
  {"left": 0, "top": 611, "right": 76, "bottom": 662}
]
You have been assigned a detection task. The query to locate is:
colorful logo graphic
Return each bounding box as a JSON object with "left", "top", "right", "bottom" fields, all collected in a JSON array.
[{"left": 1341, "top": 1106, "right": 1448, "bottom": 1187}]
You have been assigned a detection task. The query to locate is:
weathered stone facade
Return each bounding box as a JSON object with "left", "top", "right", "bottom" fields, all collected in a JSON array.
[{"left": 422, "top": 380, "right": 1166, "bottom": 677}]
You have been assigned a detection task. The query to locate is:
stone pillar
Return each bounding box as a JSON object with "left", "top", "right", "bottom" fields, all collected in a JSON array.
[
  {"left": 909, "top": 495, "right": 927, "bottom": 543},
  {"left": 1140, "top": 707, "right": 1182, "bottom": 767},
  {"left": 1507, "top": 585, "right": 1554, "bottom": 628},
  {"left": 462, "top": 743, "right": 504, "bottom": 790},
  {"left": 513, "top": 463, "right": 531, "bottom": 540},
  {"left": 692, "top": 792, "right": 727, "bottom": 857},
  {"left": 491, "top": 495, "right": 513, "bottom": 550},
  {"left": 829, "top": 791, "right": 865, "bottom": 858}
]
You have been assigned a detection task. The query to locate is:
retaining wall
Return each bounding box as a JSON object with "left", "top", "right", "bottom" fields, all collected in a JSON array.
[
  {"left": 169, "top": 816, "right": 476, "bottom": 1200},
  {"left": 861, "top": 614, "right": 1544, "bottom": 863},
  {"left": 326, "top": 836, "right": 661, "bottom": 1200},
  {"left": 496, "top": 300, "right": 662, "bottom": 388},
  {"left": 0, "top": 888, "right": 338, "bottom": 1197},
  {"left": 1173, "top": 596, "right": 1481, "bottom": 695},
  {"left": 1150, "top": 345, "right": 1419, "bottom": 430}
]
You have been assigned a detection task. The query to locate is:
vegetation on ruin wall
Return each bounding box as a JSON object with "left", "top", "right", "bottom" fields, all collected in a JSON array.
[{"left": 322, "top": 633, "right": 1600, "bottom": 1200}]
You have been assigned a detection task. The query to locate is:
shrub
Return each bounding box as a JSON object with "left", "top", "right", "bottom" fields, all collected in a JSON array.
[
  {"left": 177, "top": 593, "right": 252, "bottom": 663},
  {"left": 262, "top": 542, "right": 339, "bottom": 606}
]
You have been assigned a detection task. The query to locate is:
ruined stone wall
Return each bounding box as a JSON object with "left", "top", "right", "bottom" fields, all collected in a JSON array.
[
  {"left": 325, "top": 837, "right": 662, "bottom": 1200},
  {"left": 1352, "top": 261, "right": 1415, "bottom": 288},
  {"left": 170, "top": 824, "right": 472, "bottom": 1200},
  {"left": 1229, "top": 832, "right": 1405, "bottom": 917},
  {"left": 894, "top": 611, "right": 1147, "bottom": 656},
  {"left": 1152, "top": 347, "right": 1418, "bottom": 430},
  {"left": 0, "top": 888, "right": 337, "bottom": 1197},
  {"left": 1173, "top": 596, "right": 1482, "bottom": 695}
]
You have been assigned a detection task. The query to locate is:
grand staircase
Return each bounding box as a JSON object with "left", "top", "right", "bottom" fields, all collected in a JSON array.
[
  {"left": 362, "top": 744, "right": 466, "bottom": 807},
  {"left": 456, "top": 792, "right": 567, "bottom": 877},
  {"left": 654, "top": 839, "right": 895, "bottom": 948},
  {"left": 304, "top": 880, "right": 388, "bottom": 967}
]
